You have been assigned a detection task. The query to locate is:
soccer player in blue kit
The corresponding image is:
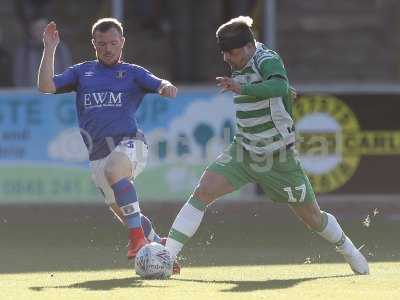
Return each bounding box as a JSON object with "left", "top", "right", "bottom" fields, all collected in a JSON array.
[{"left": 37, "top": 18, "right": 177, "bottom": 260}]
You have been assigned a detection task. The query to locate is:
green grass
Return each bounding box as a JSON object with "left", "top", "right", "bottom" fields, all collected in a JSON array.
[
  {"left": 1, "top": 263, "right": 399, "bottom": 300},
  {"left": 0, "top": 203, "right": 399, "bottom": 299}
]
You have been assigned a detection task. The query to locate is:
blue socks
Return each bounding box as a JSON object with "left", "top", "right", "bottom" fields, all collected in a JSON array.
[
  {"left": 111, "top": 178, "right": 161, "bottom": 242},
  {"left": 141, "top": 214, "right": 162, "bottom": 243},
  {"left": 111, "top": 179, "right": 141, "bottom": 229}
]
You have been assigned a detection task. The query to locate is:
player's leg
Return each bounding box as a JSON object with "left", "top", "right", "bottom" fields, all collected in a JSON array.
[
  {"left": 257, "top": 150, "right": 369, "bottom": 274},
  {"left": 103, "top": 150, "right": 147, "bottom": 258},
  {"left": 166, "top": 142, "right": 250, "bottom": 261},
  {"left": 289, "top": 201, "right": 369, "bottom": 275},
  {"left": 166, "top": 170, "right": 236, "bottom": 260},
  {"left": 140, "top": 213, "right": 162, "bottom": 243},
  {"left": 101, "top": 139, "right": 151, "bottom": 258},
  {"left": 109, "top": 203, "right": 161, "bottom": 243},
  {"left": 109, "top": 202, "right": 125, "bottom": 224}
]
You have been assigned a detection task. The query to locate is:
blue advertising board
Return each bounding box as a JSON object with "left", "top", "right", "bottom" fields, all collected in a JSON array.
[{"left": 0, "top": 88, "right": 236, "bottom": 203}]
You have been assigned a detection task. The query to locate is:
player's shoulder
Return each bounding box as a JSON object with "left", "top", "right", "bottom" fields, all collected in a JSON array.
[
  {"left": 253, "top": 42, "right": 281, "bottom": 66},
  {"left": 69, "top": 60, "right": 97, "bottom": 73},
  {"left": 123, "top": 63, "right": 149, "bottom": 72},
  {"left": 122, "top": 63, "right": 155, "bottom": 77}
]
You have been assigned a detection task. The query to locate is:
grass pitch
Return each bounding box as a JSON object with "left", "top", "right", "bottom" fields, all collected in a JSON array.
[
  {"left": 1, "top": 263, "right": 400, "bottom": 300},
  {"left": 1, "top": 202, "right": 399, "bottom": 299}
]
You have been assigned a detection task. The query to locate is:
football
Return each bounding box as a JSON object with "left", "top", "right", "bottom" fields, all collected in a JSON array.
[{"left": 134, "top": 242, "right": 173, "bottom": 279}]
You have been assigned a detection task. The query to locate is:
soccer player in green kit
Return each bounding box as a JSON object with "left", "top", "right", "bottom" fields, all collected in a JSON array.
[{"left": 165, "top": 16, "right": 369, "bottom": 275}]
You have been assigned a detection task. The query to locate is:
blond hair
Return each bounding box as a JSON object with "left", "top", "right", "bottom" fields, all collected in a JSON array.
[{"left": 216, "top": 16, "right": 254, "bottom": 38}]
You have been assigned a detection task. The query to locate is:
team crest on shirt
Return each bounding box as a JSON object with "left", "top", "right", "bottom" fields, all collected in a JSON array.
[{"left": 116, "top": 70, "right": 126, "bottom": 79}]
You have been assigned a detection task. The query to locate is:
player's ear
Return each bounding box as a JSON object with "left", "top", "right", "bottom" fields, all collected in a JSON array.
[
  {"left": 244, "top": 42, "right": 253, "bottom": 52},
  {"left": 91, "top": 38, "right": 96, "bottom": 50},
  {"left": 121, "top": 36, "right": 125, "bottom": 48}
]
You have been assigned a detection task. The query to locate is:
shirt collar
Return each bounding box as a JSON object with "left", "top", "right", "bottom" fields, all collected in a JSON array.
[{"left": 237, "top": 41, "right": 263, "bottom": 71}]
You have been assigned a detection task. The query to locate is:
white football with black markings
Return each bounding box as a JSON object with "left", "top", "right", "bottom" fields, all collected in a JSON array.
[{"left": 134, "top": 242, "right": 173, "bottom": 279}]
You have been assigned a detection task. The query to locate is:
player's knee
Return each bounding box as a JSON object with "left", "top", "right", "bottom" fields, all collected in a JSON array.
[
  {"left": 104, "top": 164, "right": 120, "bottom": 183},
  {"left": 304, "top": 211, "right": 323, "bottom": 230},
  {"left": 104, "top": 159, "right": 131, "bottom": 185},
  {"left": 193, "top": 184, "right": 216, "bottom": 205}
]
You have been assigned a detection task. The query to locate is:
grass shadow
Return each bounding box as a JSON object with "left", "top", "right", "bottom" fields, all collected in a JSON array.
[
  {"left": 30, "top": 276, "right": 166, "bottom": 292},
  {"left": 173, "top": 274, "right": 355, "bottom": 292},
  {"left": 30, "top": 274, "right": 355, "bottom": 293}
]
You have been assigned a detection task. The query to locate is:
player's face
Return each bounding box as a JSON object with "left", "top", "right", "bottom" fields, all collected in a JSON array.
[
  {"left": 222, "top": 44, "right": 253, "bottom": 71},
  {"left": 92, "top": 28, "right": 125, "bottom": 66}
]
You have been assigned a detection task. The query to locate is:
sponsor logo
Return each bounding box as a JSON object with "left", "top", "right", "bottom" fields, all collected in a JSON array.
[
  {"left": 83, "top": 92, "right": 122, "bottom": 108},
  {"left": 156, "top": 250, "right": 170, "bottom": 263},
  {"left": 295, "top": 95, "right": 400, "bottom": 193}
]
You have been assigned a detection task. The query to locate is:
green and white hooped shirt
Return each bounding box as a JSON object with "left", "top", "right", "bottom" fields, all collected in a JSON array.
[{"left": 232, "top": 42, "right": 295, "bottom": 155}]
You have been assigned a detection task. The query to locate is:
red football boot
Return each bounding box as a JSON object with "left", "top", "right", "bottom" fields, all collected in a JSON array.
[
  {"left": 127, "top": 228, "right": 148, "bottom": 259},
  {"left": 160, "top": 237, "right": 181, "bottom": 275}
]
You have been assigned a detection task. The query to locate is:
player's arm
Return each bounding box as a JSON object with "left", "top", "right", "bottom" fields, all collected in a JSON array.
[
  {"left": 216, "top": 55, "right": 289, "bottom": 99},
  {"left": 37, "top": 22, "right": 59, "bottom": 93},
  {"left": 135, "top": 66, "right": 177, "bottom": 98},
  {"left": 240, "top": 56, "right": 289, "bottom": 99}
]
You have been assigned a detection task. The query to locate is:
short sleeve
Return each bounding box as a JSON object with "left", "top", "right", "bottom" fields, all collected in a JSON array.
[
  {"left": 53, "top": 64, "right": 79, "bottom": 94},
  {"left": 133, "top": 65, "right": 162, "bottom": 92}
]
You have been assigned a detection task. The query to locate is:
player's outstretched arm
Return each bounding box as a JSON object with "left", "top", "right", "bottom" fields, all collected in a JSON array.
[
  {"left": 37, "top": 21, "right": 59, "bottom": 93},
  {"left": 158, "top": 80, "right": 178, "bottom": 98},
  {"left": 216, "top": 75, "right": 289, "bottom": 99}
]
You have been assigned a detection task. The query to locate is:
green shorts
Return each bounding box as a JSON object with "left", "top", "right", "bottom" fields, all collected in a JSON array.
[{"left": 207, "top": 141, "right": 316, "bottom": 204}]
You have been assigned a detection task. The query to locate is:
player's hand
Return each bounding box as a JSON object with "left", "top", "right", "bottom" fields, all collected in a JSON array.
[
  {"left": 159, "top": 82, "right": 178, "bottom": 98},
  {"left": 216, "top": 76, "right": 241, "bottom": 94},
  {"left": 43, "top": 21, "right": 60, "bottom": 51},
  {"left": 289, "top": 86, "right": 298, "bottom": 101}
]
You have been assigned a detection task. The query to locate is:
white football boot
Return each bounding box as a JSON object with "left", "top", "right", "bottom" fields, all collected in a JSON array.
[{"left": 336, "top": 235, "right": 370, "bottom": 275}]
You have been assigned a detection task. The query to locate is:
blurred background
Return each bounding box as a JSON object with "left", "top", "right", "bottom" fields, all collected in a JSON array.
[
  {"left": 2, "top": 0, "right": 400, "bottom": 85},
  {"left": 0, "top": 0, "right": 399, "bottom": 273}
]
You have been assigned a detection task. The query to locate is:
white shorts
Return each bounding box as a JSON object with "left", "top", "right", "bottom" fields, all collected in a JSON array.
[{"left": 89, "top": 139, "right": 148, "bottom": 205}]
